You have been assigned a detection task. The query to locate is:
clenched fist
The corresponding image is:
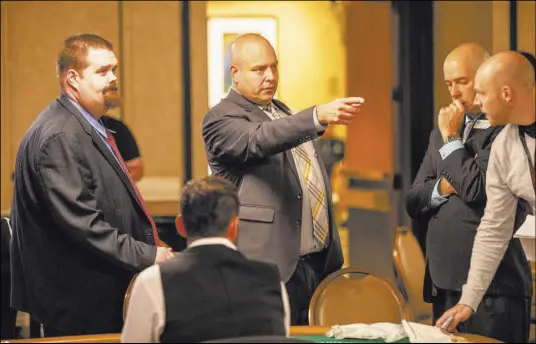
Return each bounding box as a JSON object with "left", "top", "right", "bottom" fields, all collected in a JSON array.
[{"left": 438, "top": 100, "right": 465, "bottom": 142}]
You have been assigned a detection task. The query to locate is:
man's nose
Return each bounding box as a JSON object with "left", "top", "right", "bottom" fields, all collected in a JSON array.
[
  {"left": 264, "top": 68, "right": 275, "bottom": 81},
  {"left": 450, "top": 87, "right": 461, "bottom": 98}
]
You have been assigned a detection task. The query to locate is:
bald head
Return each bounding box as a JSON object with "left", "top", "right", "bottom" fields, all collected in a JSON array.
[
  {"left": 443, "top": 43, "right": 490, "bottom": 112},
  {"left": 477, "top": 50, "right": 535, "bottom": 90},
  {"left": 444, "top": 42, "right": 490, "bottom": 74},
  {"left": 229, "top": 33, "right": 278, "bottom": 105},
  {"left": 230, "top": 34, "right": 275, "bottom": 66},
  {"left": 473, "top": 51, "right": 535, "bottom": 126}
]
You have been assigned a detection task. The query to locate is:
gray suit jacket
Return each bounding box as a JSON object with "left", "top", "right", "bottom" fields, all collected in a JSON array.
[
  {"left": 202, "top": 90, "right": 343, "bottom": 282},
  {"left": 10, "top": 94, "right": 157, "bottom": 334}
]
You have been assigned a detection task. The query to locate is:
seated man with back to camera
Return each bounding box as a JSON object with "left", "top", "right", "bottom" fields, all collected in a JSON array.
[{"left": 121, "top": 176, "right": 290, "bottom": 343}]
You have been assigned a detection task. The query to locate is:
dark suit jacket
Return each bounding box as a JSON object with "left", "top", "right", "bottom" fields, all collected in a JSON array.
[
  {"left": 10, "top": 94, "right": 157, "bottom": 334},
  {"left": 405, "top": 119, "right": 531, "bottom": 300},
  {"left": 202, "top": 90, "right": 343, "bottom": 282}
]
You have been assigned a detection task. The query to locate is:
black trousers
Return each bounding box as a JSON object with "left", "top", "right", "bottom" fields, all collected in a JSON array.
[
  {"left": 285, "top": 259, "right": 320, "bottom": 325},
  {"left": 432, "top": 288, "right": 531, "bottom": 343},
  {"left": 0, "top": 267, "right": 17, "bottom": 340}
]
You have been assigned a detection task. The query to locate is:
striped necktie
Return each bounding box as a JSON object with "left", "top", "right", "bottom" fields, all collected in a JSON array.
[
  {"left": 106, "top": 130, "right": 161, "bottom": 246},
  {"left": 266, "top": 104, "right": 329, "bottom": 247}
]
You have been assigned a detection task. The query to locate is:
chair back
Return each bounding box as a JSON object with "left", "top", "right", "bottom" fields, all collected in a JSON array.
[
  {"left": 308, "top": 266, "right": 412, "bottom": 326},
  {"left": 393, "top": 227, "right": 432, "bottom": 323},
  {"left": 123, "top": 273, "right": 138, "bottom": 321}
]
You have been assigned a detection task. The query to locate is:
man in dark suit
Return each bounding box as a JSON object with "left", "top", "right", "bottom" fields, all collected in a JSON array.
[
  {"left": 405, "top": 43, "right": 532, "bottom": 342},
  {"left": 10, "top": 33, "right": 174, "bottom": 337},
  {"left": 1, "top": 217, "right": 17, "bottom": 340},
  {"left": 122, "top": 176, "right": 289, "bottom": 343},
  {"left": 202, "top": 33, "right": 365, "bottom": 325}
]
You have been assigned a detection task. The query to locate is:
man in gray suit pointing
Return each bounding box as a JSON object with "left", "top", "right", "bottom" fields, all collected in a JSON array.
[{"left": 202, "top": 33, "right": 365, "bottom": 325}]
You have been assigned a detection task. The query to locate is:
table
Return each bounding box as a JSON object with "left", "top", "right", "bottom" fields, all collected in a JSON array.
[
  {"left": 289, "top": 326, "right": 502, "bottom": 343},
  {"left": 0, "top": 325, "right": 503, "bottom": 343}
]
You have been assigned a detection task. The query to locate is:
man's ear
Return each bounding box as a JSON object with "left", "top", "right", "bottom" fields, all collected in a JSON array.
[
  {"left": 65, "top": 69, "right": 80, "bottom": 90},
  {"left": 501, "top": 85, "right": 513, "bottom": 103},
  {"left": 230, "top": 65, "right": 240, "bottom": 83},
  {"left": 227, "top": 216, "right": 239, "bottom": 242},
  {"left": 175, "top": 215, "right": 186, "bottom": 238}
]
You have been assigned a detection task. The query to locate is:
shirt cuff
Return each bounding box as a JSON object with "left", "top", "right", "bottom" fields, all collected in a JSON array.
[
  {"left": 459, "top": 284, "right": 484, "bottom": 312},
  {"left": 313, "top": 107, "right": 328, "bottom": 132},
  {"left": 430, "top": 179, "right": 448, "bottom": 208},
  {"left": 439, "top": 139, "right": 464, "bottom": 160}
]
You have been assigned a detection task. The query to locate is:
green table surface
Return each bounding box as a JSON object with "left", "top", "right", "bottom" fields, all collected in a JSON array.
[{"left": 292, "top": 335, "right": 410, "bottom": 343}]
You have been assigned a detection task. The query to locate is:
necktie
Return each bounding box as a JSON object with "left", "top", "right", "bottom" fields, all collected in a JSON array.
[
  {"left": 266, "top": 104, "right": 329, "bottom": 247},
  {"left": 106, "top": 130, "right": 161, "bottom": 246},
  {"left": 462, "top": 117, "right": 477, "bottom": 144}
]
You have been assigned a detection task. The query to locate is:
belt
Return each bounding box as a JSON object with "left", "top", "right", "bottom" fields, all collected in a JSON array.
[{"left": 299, "top": 249, "right": 326, "bottom": 263}]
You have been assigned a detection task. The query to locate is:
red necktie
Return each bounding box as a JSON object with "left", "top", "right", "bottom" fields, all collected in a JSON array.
[{"left": 105, "top": 130, "right": 161, "bottom": 246}]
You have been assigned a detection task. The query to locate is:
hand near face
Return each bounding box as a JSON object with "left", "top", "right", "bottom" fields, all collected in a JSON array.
[
  {"left": 316, "top": 97, "right": 365, "bottom": 125},
  {"left": 438, "top": 100, "right": 465, "bottom": 142}
]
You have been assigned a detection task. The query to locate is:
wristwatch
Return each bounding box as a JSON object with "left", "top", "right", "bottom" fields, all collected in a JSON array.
[{"left": 446, "top": 134, "right": 461, "bottom": 143}]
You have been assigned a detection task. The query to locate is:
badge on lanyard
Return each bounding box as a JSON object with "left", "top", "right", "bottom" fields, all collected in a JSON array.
[{"left": 472, "top": 119, "right": 490, "bottom": 129}]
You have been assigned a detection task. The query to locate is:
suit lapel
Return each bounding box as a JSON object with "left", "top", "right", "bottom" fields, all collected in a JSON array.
[
  {"left": 56, "top": 94, "right": 143, "bottom": 209},
  {"left": 90, "top": 130, "right": 143, "bottom": 208},
  {"left": 226, "top": 90, "right": 301, "bottom": 184}
]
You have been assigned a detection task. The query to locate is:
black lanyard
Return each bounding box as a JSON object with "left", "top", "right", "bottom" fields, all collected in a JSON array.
[{"left": 519, "top": 126, "right": 536, "bottom": 195}]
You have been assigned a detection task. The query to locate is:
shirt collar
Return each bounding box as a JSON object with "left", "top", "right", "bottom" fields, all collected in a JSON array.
[
  {"left": 465, "top": 112, "right": 484, "bottom": 123},
  {"left": 64, "top": 94, "right": 108, "bottom": 139},
  {"left": 188, "top": 237, "right": 237, "bottom": 251}
]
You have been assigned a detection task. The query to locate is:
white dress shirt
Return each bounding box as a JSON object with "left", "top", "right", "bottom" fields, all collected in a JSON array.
[
  {"left": 121, "top": 237, "right": 291, "bottom": 343},
  {"left": 260, "top": 103, "right": 329, "bottom": 255},
  {"left": 459, "top": 124, "right": 535, "bottom": 311}
]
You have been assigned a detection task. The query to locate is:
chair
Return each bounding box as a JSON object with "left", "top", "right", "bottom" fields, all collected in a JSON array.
[
  {"left": 123, "top": 273, "right": 138, "bottom": 322},
  {"left": 393, "top": 227, "right": 433, "bottom": 325},
  {"left": 308, "top": 266, "right": 412, "bottom": 326}
]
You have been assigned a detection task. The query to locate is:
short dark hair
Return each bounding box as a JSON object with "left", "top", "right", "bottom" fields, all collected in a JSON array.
[
  {"left": 180, "top": 176, "right": 239, "bottom": 238},
  {"left": 57, "top": 33, "right": 114, "bottom": 76}
]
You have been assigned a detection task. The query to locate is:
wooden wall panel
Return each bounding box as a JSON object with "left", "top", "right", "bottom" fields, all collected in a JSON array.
[
  {"left": 189, "top": 1, "right": 210, "bottom": 179},
  {"left": 121, "top": 1, "right": 182, "bottom": 180},
  {"left": 518, "top": 0, "right": 536, "bottom": 55},
  {"left": 344, "top": 1, "right": 393, "bottom": 175}
]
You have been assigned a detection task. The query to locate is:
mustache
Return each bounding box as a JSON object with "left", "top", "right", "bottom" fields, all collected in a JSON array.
[{"left": 104, "top": 84, "right": 119, "bottom": 92}]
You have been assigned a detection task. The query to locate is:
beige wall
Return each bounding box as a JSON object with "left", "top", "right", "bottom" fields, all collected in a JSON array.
[{"left": 0, "top": 1, "right": 209, "bottom": 210}]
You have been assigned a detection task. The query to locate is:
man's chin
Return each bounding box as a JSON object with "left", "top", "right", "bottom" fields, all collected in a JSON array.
[{"left": 104, "top": 96, "right": 122, "bottom": 109}]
